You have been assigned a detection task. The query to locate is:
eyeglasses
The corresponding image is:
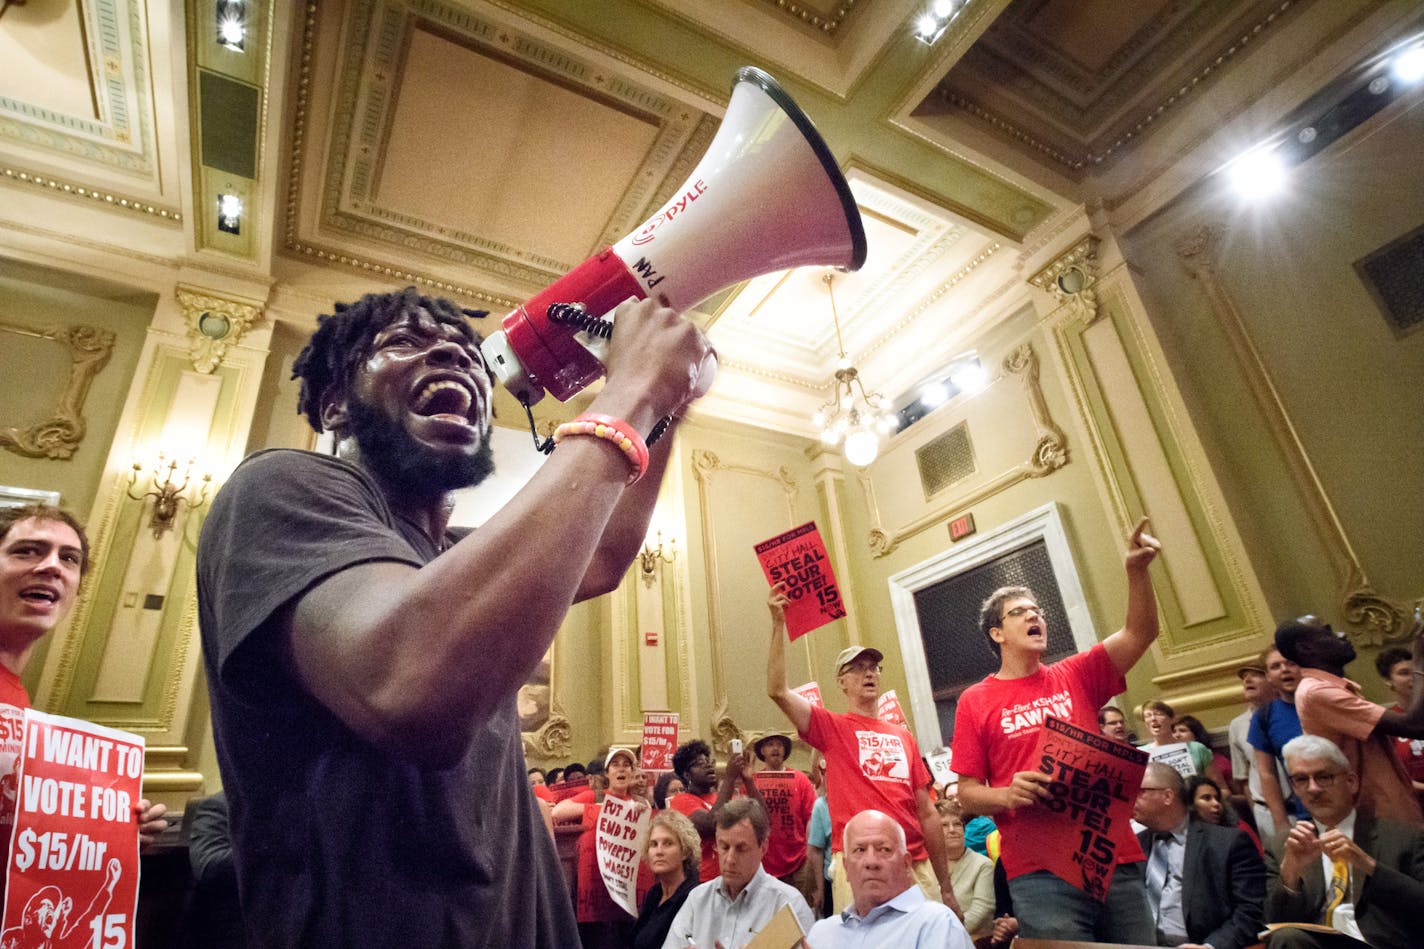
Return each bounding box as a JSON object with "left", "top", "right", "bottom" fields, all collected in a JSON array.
[
  {"left": 1288, "top": 771, "right": 1343, "bottom": 791},
  {"left": 1002, "top": 605, "right": 1041, "bottom": 619},
  {"left": 841, "top": 663, "right": 882, "bottom": 676}
]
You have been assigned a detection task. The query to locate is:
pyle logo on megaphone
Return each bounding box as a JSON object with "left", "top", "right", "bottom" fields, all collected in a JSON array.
[{"left": 480, "top": 66, "right": 868, "bottom": 410}]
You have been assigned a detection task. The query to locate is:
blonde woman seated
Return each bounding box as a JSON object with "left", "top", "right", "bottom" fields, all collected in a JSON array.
[
  {"left": 937, "top": 798, "right": 995, "bottom": 939},
  {"left": 630, "top": 809, "right": 701, "bottom": 949}
]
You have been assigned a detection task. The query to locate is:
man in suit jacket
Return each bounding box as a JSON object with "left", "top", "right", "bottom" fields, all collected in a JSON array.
[
  {"left": 1264, "top": 734, "right": 1424, "bottom": 949},
  {"left": 1135, "top": 761, "right": 1266, "bottom": 949}
]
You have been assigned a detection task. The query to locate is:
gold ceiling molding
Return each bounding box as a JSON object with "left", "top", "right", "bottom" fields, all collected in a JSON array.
[
  {"left": 1175, "top": 223, "right": 1419, "bottom": 645},
  {"left": 175, "top": 286, "right": 265, "bottom": 374},
  {"left": 1029, "top": 235, "right": 1101, "bottom": 323},
  {"left": 858, "top": 240, "right": 1003, "bottom": 364},
  {"left": 0, "top": 166, "right": 182, "bottom": 222},
  {"left": 286, "top": 240, "right": 516, "bottom": 310},
  {"left": 0, "top": 320, "right": 115, "bottom": 460},
  {"left": 751, "top": 0, "right": 858, "bottom": 36},
  {"left": 692, "top": 449, "right": 799, "bottom": 756},
  {"left": 862, "top": 341, "right": 1067, "bottom": 558}
]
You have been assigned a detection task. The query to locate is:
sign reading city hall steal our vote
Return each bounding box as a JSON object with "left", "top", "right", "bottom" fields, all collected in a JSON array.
[
  {"left": 595, "top": 794, "right": 651, "bottom": 916},
  {"left": 1, "top": 708, "right": 144, "bottom": 949},
  {"left": 1010, "top": 716, "right": 1146, "bottom": 901},
  {"left": 754, "top": 522, "right": 845, "bottom": 640}
]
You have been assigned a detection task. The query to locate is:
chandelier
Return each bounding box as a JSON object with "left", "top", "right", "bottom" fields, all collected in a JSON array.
[{"left": 811, "top": 273, "right": 897, "bottom": 466}]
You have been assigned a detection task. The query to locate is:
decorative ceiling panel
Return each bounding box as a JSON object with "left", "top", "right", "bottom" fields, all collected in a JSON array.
[
  {"left": 296, "top": 0, "right": 718, "bottom": 292},
  {"left": 0, "top": 0, "right": 157, "bottom": 178}
]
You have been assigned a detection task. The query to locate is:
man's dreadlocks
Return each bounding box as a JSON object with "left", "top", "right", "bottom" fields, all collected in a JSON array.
[{"left": 291, "top": 286, "right": 487, "bottom": 433}]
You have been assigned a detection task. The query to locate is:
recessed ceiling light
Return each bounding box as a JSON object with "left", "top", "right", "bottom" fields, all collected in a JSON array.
[{"left": 1226, "top": 146, "right": 1288, "bottom": 200}]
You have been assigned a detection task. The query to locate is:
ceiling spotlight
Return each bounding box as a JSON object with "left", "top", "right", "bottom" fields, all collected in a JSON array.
[
  {"left": 1392, "top": 44, "right": 1424, "bottom": 84},
  {"left": 915, "top": 14, "right": 940, "bottom": 41},
  {"left": 949, "top": 359, "right": 988, "bottom": 394},
  {"left": 1296, "top": 126, "right": 1317, "bottom": 144},
  {"left": 919, "top": 380, "right": 950, "bottom": 409},
  {"left": 932, "top": 0, "right": 956, "bottom": 17},
  {"left": 217, "top": 1, "right": 247, "bottom": 52},
  {"left": 217, "top": 193, "right": 243, "bottom": 234},
  {"left": 1368, "top": 75, "right": 1391, "bottom": 95},
  {"left": 1226, "top": 145, "right": 1288, "bottom": 200}
]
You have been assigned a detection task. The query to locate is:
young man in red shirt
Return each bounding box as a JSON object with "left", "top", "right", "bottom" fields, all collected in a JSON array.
[
  {"left": 951, "top": 518, "right": 1161, "bottom": 943},
  {"left": 766, "top": 583, "right": 959, "bottom": 917}
]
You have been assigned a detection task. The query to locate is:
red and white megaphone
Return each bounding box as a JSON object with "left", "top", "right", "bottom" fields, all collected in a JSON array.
[{"left": 481, "top": 66, "right": 867, "bottom": 408}]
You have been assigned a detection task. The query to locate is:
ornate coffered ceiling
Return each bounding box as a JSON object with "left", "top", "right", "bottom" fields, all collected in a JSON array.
[{"left": 1, "top": 0, "right": 1420, "bottom": 437}]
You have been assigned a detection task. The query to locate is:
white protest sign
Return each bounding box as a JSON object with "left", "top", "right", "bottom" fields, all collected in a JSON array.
[{"left": 595, "top": 794, "right": 651, "bottom": 916}]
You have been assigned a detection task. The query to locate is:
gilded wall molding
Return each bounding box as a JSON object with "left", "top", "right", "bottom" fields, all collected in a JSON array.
[
  {"left": 692, "top": 449, "right": 797, "bottom": 756},
  {"left": 523, "top": 705, "right": 573, "bottom": 759},
  {"left": 1029, "top": 235, "right": 1101, "bottom": 324},
  {"left": 0, "top": 320, "right": 115, "bottom": 459},
  {"left": 1175, "top": 224, "right": 1419, "bottom": 644},
  {"left": 863, "top": 342, "right": 1067, "bottom": 558},
  {"left": 175, "top": 286, "right": 265, "bottom": 374}
]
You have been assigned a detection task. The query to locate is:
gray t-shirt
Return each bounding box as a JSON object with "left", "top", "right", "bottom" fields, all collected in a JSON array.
[{"left": 197, "top": 448, "right": 577, "bottom": 947}]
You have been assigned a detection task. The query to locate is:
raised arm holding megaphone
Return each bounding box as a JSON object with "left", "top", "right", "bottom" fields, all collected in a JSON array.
[{"left": 481, "top": 67, "right": 867, "bottom": 431}]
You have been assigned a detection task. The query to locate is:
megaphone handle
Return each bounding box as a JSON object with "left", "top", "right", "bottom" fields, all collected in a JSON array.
[{"left": 647, "top": 415, "right": 674, "bottom": 448}]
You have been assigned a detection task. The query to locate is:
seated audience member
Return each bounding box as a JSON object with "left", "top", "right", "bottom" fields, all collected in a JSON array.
[
  {"left": 750, "top": 733, "right": 817, "bottom": 907},
  {"left": 553, "top": 747, "right": 653, "bottom": 949},
  {"left": 529, "top": 766, "right": 554, "bottom": 802},
  {"left": 1187, "top": 774, "right": 1262, "bottom": 853},
  {"left": 546, "top": 766, "right": 564, "bottom": 786},
  {"left": 806, "top": 809, "right": 973, "bottom": 948},
  {"left": 1100, "top": 705, "right": 1132, "bottom": 743},
  {"left": 668, "top": 739, "right": 766, "bottom": 883},
  {"left": 1252, "top": 647, "right": 1309, "bottom": 839},
  {"left": 1276, "top": 618, "right": 1424, "bottom": 823},
  {"left": 1135, "top": 762, "right": 1266, "bottom": 949},
  {"left": 1142, "top": 700, "right": 1226, "bottom": 786},
  {"left": 1174, "top": 714, "right": 1233, "bottom": 786},
  {"left": 653, "top": 771, "right": 685, "bottom": 811},
  {"left": 936, "top": 798, "right": 994, "bottom": 938},
  {"left": 661, "top": 798, "right": 812, "bottom": 949},
  {"left": 1265, "top": 735, "right": 1424, "bottom": 949},
  {"left": 1374, "top": 646, "right": 1424, "bottom": 803},
  {"left": 631, "top": 810, "right": 700, "bottom": 949}
]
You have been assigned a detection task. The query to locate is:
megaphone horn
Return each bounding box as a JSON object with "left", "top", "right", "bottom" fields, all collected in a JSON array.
[{"left": 481, "top": 65, "right": 868, "bottom": 407}]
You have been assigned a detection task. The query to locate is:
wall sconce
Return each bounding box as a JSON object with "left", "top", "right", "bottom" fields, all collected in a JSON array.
[
  {"left": 126, "top": 453, "right": 213, "bottom": 538},
  {"left": 639, "top": 531, "right": 677, "bottom": 576}
]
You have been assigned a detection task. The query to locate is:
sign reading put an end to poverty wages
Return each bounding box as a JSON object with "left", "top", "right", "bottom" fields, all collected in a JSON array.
[
  {"left": 1009, "top": 716, "right": 1146, "bottom": 902},
  {"left": 640, "top": 712, "right": 679, "bottom": 772},
  {"left": 595, "top": 795, "right": 650, "bottom": 917},
  {"left": 2, "top": 708, "right": 144, "bottom": 949},
  {"left": 754, "top": 522, "right": 845, "bottom": 640}
]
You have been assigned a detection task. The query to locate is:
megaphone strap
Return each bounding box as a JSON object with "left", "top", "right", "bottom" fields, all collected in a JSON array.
[{"left": 552, "top": 413, "right": 650, "bottom": 485}]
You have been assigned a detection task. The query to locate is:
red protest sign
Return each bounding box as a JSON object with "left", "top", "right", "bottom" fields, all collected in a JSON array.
[
  {"left": 0, "top": 705, "right": 24, "bottom": 847},
  {"left": 1010, "top": 716, "right": 1146, "bottom": 901},
  {"left": 790, "top": 683, "right": 823, "bottom": 708},
  {"left": 641, "top": 712, "right": 679, "bottom": 772},
  {"left": 2, "top": 709, "right": 144, "bottom": 949},
  {"left": 754, "top": 522, "right": 845, "bottom": 640},
  {"left": 876, "top": 690, "right": 908, "bottom": 727},
  {"left": 548, "top": 775, "right": 591, "bottom": 802}
]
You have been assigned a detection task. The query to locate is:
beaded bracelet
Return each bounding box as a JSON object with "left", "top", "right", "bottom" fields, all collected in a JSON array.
[{"left": 552, "top": 413, "right": 650, "bottom": 484}]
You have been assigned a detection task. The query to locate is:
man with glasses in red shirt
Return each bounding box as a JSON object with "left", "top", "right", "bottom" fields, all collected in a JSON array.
[{"left": 951, "top": 518, "right": 1162, "bottom": 943}]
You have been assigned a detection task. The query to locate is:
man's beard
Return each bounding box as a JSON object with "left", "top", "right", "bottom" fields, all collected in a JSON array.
[{"left": 346, "top": 398, "right": 494, "bottom": 493}]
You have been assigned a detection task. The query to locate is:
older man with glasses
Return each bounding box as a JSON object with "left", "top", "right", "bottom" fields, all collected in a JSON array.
[{"left": 1264, "top": 734, "right": 1424, "bottom": 949}]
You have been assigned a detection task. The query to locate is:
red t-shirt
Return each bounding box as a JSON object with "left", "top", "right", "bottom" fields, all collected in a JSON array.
[
  {"left": 0, "top": 667, "right": 29, "bottom": 710},
  {"left": 950, "top": 643, "right": 1144, "bottom": 880},
  {"left": 669, "top": 790, "right": 720, "bottom": 882},
  {"left": 575, "top": 795, "right": 653, "bottom": 922},
  {"left": 802, "top": 704, "right": 932, "bottom": 860},
  {"left": 1388, "top": 704, "right": 1424, "bottom": 786},
  {"left": 751, "top": 769, "right": 817, "bottom": 877}
]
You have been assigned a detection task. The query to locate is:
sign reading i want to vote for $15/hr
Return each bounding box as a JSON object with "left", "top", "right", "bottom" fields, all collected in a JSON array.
[{"left": 1, "top": 707, "right": 144, "bottom": 949}]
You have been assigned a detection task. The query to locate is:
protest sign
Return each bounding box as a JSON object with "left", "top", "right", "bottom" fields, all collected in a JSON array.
[
  {"left": 1148, "top": 742, "right": 1197, "bottom": 778},
  {"left": 548, "top": 774, "right": 591, "bottom": 803},
  {"left": 2, "top": 709, "right": 144, "bottom": 949},
  {"left": 790, "top": 682, "right": 823, "bottom": 707},
  {"left": 1010, "top": 716, "right": 1146, "bottom": 901},
  {"left": 594, "top": 794, "right": 651, "bottom": 916},
  {"left": 754, "top": 522, "right": 845, "bottom": 639},
  {"left": 640, "top": 712, "right": 679, "bottom": 772},
  {"left": 0, "top": 705, "right": 23, "bottom": 846},
  {"left": 876, "top": 690, "right": 908, "bottom": 727},
  {"left": 926, "top": 748, "right": 955, "bottom": 789}
]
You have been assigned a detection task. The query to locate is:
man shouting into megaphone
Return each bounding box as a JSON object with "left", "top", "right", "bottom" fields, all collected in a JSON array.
[{"left": 196, "top": 287, "right": 713, "bottom": 948}]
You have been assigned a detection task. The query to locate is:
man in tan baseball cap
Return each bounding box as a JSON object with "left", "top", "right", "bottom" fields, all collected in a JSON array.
[{"left": 764, "top": 582, "right": 957, "bottom": 918}]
